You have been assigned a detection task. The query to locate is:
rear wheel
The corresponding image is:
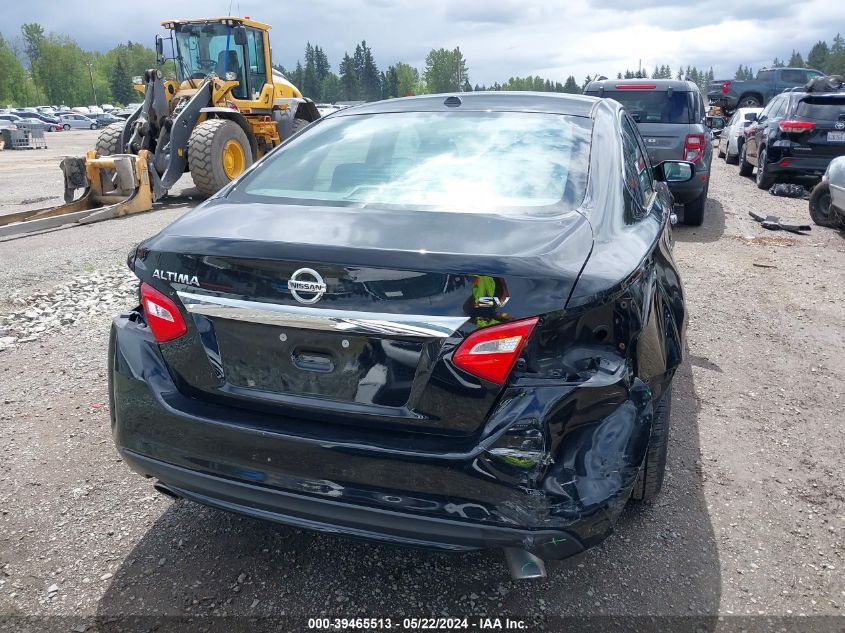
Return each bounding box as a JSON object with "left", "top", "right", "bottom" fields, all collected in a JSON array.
[
  {"left": 809, "top": 183, "right": 841, "bottom": 227},
  {"left": 718, "top": 141, "right": 726, "bottom": 159},
  {"left": 726, "top": 139, "right": 740, "bottom": 165},
  {"left": 631, "top": 385, "right": 672, "bottom": 502},
  {"left": 682, "top": 182, "right": 708, "bottom": 226},
  {"left": 756, "top": 147, "right": 775, "bottom": 190},
  {"left": 739, "top": 94, "right": 761, "bottom": 108},
  {"left": 738, "top": 143, "right": 753, "bottom": 176},
  {"left": 95, "top": 122, "right": 125, "bottom": 156},
  {"left": 63, "top": 124, "right": 70, "bottom": 131},
  {"left": 292, "top": 117, "right": 310, "bottom": 135},
  {"left": 188, "top": 119, "right": 254, "bottom": 196}
]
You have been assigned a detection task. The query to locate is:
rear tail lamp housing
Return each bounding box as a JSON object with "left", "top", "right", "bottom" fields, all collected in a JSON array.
[
  {"left": 140, "top": 282, "right": 187, "bottom": 342},
  {"left": 722, "top": 80, "right": 731, "bottom": 95},
  {"left": 684, "top": 133, "right": 706, "bottom": 163},
  {"left": 453, "top": 317, "right": 539, "bottom": 385},
  {"left": 778, "top": 120, "right": 815, "bottom": 133}
]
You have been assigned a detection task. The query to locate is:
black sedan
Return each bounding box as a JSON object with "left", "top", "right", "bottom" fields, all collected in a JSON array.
[{"left": 110, "top": 92, "right": 693, "bottom": 579}]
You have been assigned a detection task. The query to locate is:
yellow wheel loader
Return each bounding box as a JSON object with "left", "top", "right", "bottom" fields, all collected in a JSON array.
[{"left": 1, "top": 16, "right": 319, "bottom": 239}]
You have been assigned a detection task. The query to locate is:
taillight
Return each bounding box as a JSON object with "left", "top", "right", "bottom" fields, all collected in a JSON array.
[
  {"left": 778, "top": 120, "right": 815, "bottom": 133},
  {"left": 452, "top": 317, "right": 538, "bottom": 385},
  {"left": 140, "top": 282, "right": 187, "bottom": 343},
  {"left": 684, "top": 133, "right": 706, "bottom": 163},
  {"left": 722, "top": 80, "right": 731, "bottom": 95},
  {"left": 616, "top": 84, "right": 656, "bottom": 90}
]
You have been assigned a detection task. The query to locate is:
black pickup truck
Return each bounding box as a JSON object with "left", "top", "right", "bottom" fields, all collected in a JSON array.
[{"left": 709, "top": 67, "right": 824, "bottom": 112}]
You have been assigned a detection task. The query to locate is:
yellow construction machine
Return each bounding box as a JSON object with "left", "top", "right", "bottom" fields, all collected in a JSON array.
[{"left": 1, "top": 16, "right": 319, "bottom": 239}]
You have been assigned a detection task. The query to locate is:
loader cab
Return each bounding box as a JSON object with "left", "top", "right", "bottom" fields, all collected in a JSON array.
[{"left": 166, "top": 18, "right": 272, "bottom": 102}]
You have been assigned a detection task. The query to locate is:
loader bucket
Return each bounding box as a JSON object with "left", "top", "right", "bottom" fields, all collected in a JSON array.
[{"left": 0, "top": 150, "right": 155, "bottom": 240}]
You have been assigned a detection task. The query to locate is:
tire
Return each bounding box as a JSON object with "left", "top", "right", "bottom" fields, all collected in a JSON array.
[
  {"left": 188, "top": 119, "right": 254, "bottom": 196},
  {"left": 756, "top": 147, "right": 775, "bottom": 190},
  {"left": 63, "top": 124, "right": 70, "bottom": 131},
  {"left": 808, "top": 183, "right": 841, "bottom": 228},
  {"left": 726, "top": 139, "right": 740, "bottom": 165},
  {"left": 90, "top": 123, "right": 97, "bottom": 130},
  {"left": 739, "top": 94, "right": 761, "bottom": 108},
  {"left": 718, "top": 142, "right": 726, "bottom": 159},
  {"left": 291, "top": 117, "right": 310, "bottom": 135},
  {"left": 738, "top": 143, "right": 754, "bottom": 177},
  {"left": 95, "top": 122, "right": 125, "bottom": 156},
  {"left": 682, "top": 181, "right": 708, "bottom": 226},
  {"left": 631, "top": 385, "right": 672, "bottom": 502}
]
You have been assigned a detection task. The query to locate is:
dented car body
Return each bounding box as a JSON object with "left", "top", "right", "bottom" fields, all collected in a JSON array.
[{"left": 109, "top": 92, "right": 688, "bottom": 576}]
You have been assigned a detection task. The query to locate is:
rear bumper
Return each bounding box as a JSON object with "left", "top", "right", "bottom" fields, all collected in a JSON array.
[
  {"left": 122, "top": 449, "right": 585, "bottom": 557},
  {"left": 767, "top": 155, "right": 836, "bottom": 180},
  {"left": 668, "top": 168, "right": 709, "bottom": 204},
  {"left": 109, "top": 312, "right": 661, "bottom": 560}
]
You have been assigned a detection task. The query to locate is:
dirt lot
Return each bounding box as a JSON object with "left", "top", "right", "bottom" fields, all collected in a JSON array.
[{"left": 0, "top": 133, "right": 843, "bottom": 632}]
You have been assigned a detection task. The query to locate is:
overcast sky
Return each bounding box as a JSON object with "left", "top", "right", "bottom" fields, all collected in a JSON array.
[{"left": 4, "top": 0, "right": 844, "bottom": 85}]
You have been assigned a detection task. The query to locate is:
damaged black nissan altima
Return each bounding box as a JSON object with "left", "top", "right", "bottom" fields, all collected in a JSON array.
[{"left": 110, "top": 92, "right": 693, "bottom": 579}]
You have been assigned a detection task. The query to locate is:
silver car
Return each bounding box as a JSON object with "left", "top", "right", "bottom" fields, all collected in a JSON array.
[
  {"left": 717, "top": 107, "right": 762, "bottom": 165},
  {"left": 59, "top": 113, "right": 98, "bottom": 130},
  {"left": 809, "top": 155, "right": 845, "bottom": 228}
]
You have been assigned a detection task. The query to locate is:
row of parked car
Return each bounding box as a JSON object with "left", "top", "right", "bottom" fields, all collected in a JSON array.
[
  {"left": 713, "top": 75, "right": 845, "bottom": 229},
  {"left": 0, "top": 105, "right": 134, "bottom": 133}
]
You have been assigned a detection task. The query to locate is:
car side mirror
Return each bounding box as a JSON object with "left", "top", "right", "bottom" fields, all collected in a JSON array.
[
  {"left": 233, "top": 26, "right": 248, "bottom": 46},
  {"left": 155, "top": 35, "right": 164, "bottom": 65},
  {"left": 653, "top": 160, "right": 695, "bottom": 183}
]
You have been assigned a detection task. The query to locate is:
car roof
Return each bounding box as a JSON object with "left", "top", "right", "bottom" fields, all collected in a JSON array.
[
  {"left": 585, "top": 79, "right": 698, "bottom": 93},
  {"left": 332, "top": 92, "right": 600, "bottom": 118}
]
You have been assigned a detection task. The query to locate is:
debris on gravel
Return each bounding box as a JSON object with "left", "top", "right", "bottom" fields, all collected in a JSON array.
[{"left": 0, "top": 268, "right": 136, "bottom": 350}]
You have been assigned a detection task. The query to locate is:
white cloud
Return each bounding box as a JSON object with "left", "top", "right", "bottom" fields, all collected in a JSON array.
[{"left": 4, "top": 0, "right": 844, "bottom": 86}]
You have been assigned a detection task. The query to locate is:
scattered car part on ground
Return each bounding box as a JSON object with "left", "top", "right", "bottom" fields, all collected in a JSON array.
[
  {"left": 109, "top": 91, "right": 693, "bottom": 580},
  {"left": 769, "top": 183, "right": 809, "bottom": 198},
  {"left": 808, "top": 154, "right": 845, "bottom": 227},
  {"left": 749, "top": 210, "right": 811, "bottom": 233},
  {"left": 708, "top": 67, "right": 823, "bottom": 113},
  {"left": 584, "top": 78, "right": 712, "bottom": 225}
]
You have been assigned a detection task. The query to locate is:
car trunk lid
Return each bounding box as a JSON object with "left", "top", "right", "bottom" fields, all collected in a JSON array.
[{"left": 133, "top": 200, "right": 594, "bottom": 435}]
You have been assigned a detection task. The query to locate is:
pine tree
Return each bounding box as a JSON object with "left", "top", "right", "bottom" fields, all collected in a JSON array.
[
  {"left": 338, "top": 53, "right": 359, "bottom": 101},
  {"left": 807, "top": 41, "right": 829, "bottom": 71}
]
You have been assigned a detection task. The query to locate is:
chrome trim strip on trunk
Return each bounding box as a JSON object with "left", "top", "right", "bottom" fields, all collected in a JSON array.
[{"left": 177, "top": 291, "right": 468, "bottom": 339}]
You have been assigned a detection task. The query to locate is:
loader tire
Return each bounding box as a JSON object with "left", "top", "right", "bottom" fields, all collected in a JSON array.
[
  {"left": 188, "top": 119, "right": 253, "bottom": 196},
  {"left": 95, "top": 122, "right": 125, "bottom": 156},
  {"left": 292, "top": 117, "right": 310, "bottom": 135}
]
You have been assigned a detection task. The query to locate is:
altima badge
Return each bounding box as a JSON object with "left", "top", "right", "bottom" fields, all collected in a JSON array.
[{"left": 288, "top": 268, "right": 327, "bottom": 304}]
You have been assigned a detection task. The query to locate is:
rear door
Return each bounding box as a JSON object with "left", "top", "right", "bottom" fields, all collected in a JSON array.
[{"left": 792, "top": 95, "right": 845, "bottom": 159}]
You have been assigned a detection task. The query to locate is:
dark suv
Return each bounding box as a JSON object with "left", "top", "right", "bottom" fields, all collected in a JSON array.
[
  {"left": 740, "top": 88, "right": 845, "bottom": 189},
  {"left": 585, "top": 79, "right": 711, "bottom": 225}
]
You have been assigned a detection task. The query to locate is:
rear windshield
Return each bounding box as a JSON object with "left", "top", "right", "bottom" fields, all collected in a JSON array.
[
  {"left": 228, "top": 111, "right": 592, "bottom": 215},
  {"left": 595, "top": 90, "right": 692, "bottom": 124},
  {"left": 796, "top": 97, "right": 845, "bottom": 121}
]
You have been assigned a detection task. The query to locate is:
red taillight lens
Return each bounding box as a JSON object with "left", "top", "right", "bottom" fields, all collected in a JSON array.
[
  {"left": 616, "top": 84, "right": 656, "bottom": 90},
  {"left": 722, "top": 80, "right": 731, "bottom": 95},
  {"left": 452, "top": 317, "right": 539, "bottom": 385},
  {"left": 778, "top": 120, "right": 815, "bottom": 133},
  {"left": 140, "top": 282, "right": 187, "bottom": 343},
  {"left": 684, "top": 133, "right": 706, "bottom": 163}
]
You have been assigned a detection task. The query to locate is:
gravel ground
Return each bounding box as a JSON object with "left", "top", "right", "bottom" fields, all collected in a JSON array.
[{"left": 0, "top": 140, "right": 843, "bottom": 632}]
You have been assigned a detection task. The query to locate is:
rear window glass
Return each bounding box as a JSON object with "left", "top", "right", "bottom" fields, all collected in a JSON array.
[
  {"left": 757, "top": 70, "right": 775, "bottom": 81},
  {"left": 229, "top": 112, "right": 592, "bottom": 215},
  {"left": 600, "top": 90, "right": 692, "bottom": 124},
  {"left": 796, "top": 97, "right": 845, "bottom": 121}
]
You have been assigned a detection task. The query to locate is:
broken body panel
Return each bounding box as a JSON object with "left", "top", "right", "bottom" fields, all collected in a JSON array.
[{"left": 109, "top": 94, "right": 687, "bottom": 563}]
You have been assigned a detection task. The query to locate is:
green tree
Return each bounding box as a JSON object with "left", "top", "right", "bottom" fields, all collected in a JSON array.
[
  {"left": 110, "top": 55, "right": 133, "bottom": 105},
  {"left": 394, "top": 62, "right": 420, "bottom": 96},
  {"left": 338, "top": 53, "right": 359, "bottom": 101},
  {"left": 0, "top": 35, "right": 28, "bottom": 105},
  {"left": 788, "top": 50, "right": 804, "bottom": 67},
  {"left": 358, "top": 42, "right": 382, "bottom": 101},
  {"left": 562, "top": 75, "right": 580, "bottom": 93},
  {"left": 423, "top": 47, "right": 468, "bottom": 93},
  {"left": 833, "top": 33, "right": 845, "bottom": 54},
  {"left": 807, "top": 41, "right": 830, "bottom": 71}
]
